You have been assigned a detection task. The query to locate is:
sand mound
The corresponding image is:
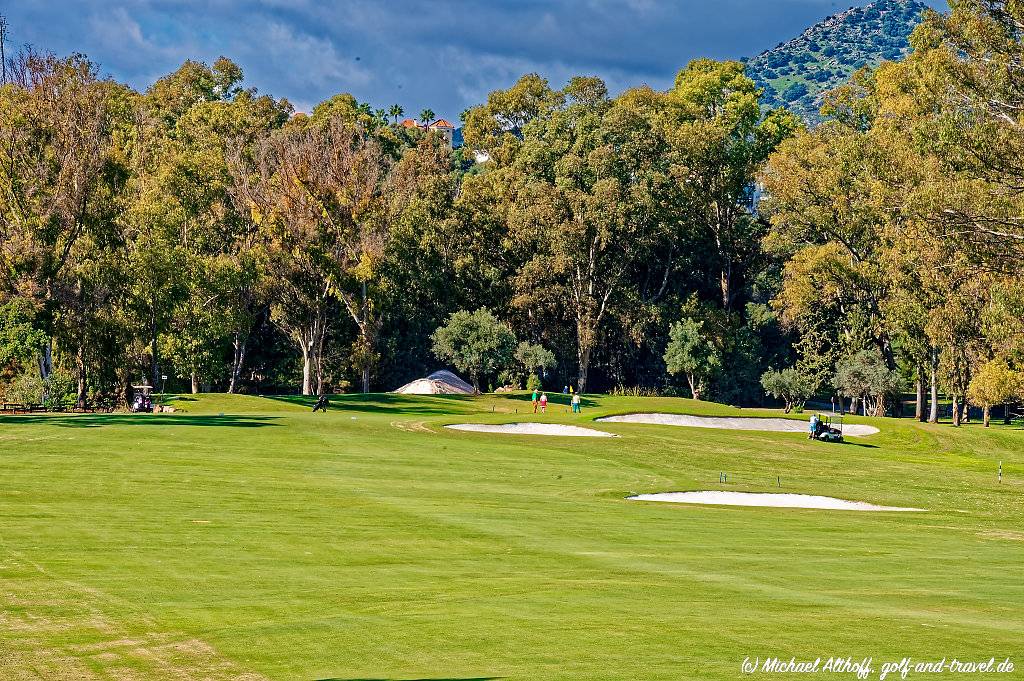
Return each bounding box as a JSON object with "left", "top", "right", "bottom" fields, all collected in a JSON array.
[
  {"left": 394, "top": 370, "right": 477, "bottom": 395},
  {"left": 445, "top": 423, "right": 617, "bottom": 437},
  {"left": 629, "top": 491, "right": 923, "bottom": 512},
  {"left": 597, "top": 413, "right": 879, "bottom": 437}
]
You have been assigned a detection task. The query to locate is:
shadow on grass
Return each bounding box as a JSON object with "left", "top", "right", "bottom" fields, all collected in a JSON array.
[
  {"left": 264, "top": 393, "right": 482, "bottom": 415},
  {"left": 839, "top": 440, "right": 880, "bottom": 449},
  {"left": 0, "top": 414, "right": 280, "bottom": 429},
  {"left": 499, "top": 393, "right": 599, "bottom": 408}
]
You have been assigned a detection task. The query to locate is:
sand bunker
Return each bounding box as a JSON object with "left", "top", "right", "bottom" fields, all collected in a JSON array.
[
  {"left": 629, "top": 491, "right": 923, "bottom": 512},
  {"left": 394, "top": 370, "right": 477, "bottom": 395},
  {"left": 597, "top": 413, "right": 879, "bottom": 437},
  {"left": 445, "top": 423, "right": 617, "bottom": 437}
]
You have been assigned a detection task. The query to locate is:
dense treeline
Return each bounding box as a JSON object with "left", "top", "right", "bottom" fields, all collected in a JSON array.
[{"left": 0, "top": 0, "right": 1022, "bottom": 424}]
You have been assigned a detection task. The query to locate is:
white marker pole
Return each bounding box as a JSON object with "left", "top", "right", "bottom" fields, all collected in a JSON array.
[{"left": 999, "top": 461, "right": 1002, "bottom": 484}]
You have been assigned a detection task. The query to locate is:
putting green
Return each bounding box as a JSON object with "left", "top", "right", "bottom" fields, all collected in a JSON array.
[{"left": 0, "top": 392, "right": 1021, "bottom": 679}]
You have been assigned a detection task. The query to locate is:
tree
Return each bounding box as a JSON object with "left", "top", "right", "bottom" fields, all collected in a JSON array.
[
  {"left": 431, "top": 308, "right": 516, "bottom": 391},
  {"left": 672, "top": 59, "right": 800, "bottom": 310},
  {"left": 0, "top": 15, "right": 7, "bottom": 85},
  {"left": 515, "top": 341, "right": 556, "bottom": 385},
  {"left": 419, "top": 108, "right": 435, "bottom": 124},
  {"left": 485, "top": 77, "right": 684, "bottom": 392},
  {"left": 664, "top": 318, "right": 720, "bottom": 401},
  {"left": 0, "top": 298, "right": 46, "bottom": 373},
  {"left": 968, "top": 359, "right": 1023, "bottom": 427},
  {"left": 0, "top": 49, "right": 129, "bottom": 381},
  {"left": 761, "top": 367, "right": 816, "bottom": 413},
  {"left": 388, "top": 104, "right": 404, "bottom": 124},
  {"left": 230, "top": 117, "right": 391, "bottom": 394},
  {"left": 834, "top": 349, "right": 901, "bottom": 416}
]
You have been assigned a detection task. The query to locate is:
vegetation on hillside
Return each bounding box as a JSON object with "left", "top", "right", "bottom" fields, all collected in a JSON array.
[{"left": 744, "top": 0, "right": 928, "bottom": 123}]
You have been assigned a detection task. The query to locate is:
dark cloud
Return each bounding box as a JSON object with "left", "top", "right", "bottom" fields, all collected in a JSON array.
[{"left": 2, "top": 1, "right": 945, "bottom": 119}]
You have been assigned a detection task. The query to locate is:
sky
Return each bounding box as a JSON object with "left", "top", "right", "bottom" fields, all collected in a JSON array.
[{"left": 3, "top": 1, "right": 945, "bottom": 121}]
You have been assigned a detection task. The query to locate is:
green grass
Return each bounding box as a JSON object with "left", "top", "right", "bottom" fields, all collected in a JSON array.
[{"left": 1, "top": 393, "right": 1022, "bottom": 680}]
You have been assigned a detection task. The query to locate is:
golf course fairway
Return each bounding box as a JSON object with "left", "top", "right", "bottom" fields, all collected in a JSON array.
[{"left": 0, "top": 392, "right": 1021, "bottom": 679}]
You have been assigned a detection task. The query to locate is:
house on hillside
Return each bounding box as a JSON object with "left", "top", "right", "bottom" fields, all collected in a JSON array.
[{"left": 400, "top": 118, "right": 456, "bottom": 147}]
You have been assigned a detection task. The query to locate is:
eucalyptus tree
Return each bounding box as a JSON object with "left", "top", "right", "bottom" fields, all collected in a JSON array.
[
  {"left": 0, "top": 48, "right": 133, "bottom": 397},
  {"left": 669, "top": 60, "right": 801, "bottom": 311},
  {"left": 231, "top": 110, "right": 394, "bottom": 394},
  {"left": 462, "top": 75, "right": 695, "bottom": 391}
]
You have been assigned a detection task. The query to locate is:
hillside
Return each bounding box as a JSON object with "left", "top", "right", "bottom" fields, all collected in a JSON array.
[{"left": 744, "top": 0, "right": 929, "bottom": 123}]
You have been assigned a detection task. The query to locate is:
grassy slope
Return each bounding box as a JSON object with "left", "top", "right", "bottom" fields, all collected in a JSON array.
[{"left": 0, "top": 393, "right": 1022, "bottom": 680}]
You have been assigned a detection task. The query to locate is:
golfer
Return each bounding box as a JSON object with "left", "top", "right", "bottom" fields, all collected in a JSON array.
[
  {"left": 808, "top": 413, "right": 818, "bottom": 439},
  {"left": 532, "top": 388, "right": 539, "bottom": 413},
  {"left": 539, "top": 392, "right": 548, "bottom": 413},
  {"left": 571, "top": 393, "right": 581, "bottom": 413}
]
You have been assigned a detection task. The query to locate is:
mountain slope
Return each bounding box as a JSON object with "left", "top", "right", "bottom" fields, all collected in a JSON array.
[{"left": 744, "top": 0, "right": 929, "bottom": 123}]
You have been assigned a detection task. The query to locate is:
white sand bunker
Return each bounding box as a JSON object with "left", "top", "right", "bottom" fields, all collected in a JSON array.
[
  {"left": 629, "top": 491, "right": 923, "bottom": 512},
  {"left": 445, "top": 423, "right": 617, "bottom": 437},
  {"left": 597, "top": 413, "right": 879, "bottom": 437}
]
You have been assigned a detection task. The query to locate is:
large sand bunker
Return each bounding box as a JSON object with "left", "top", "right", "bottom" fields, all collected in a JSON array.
[
  {"left": 629, "top": 491, "right": 923, "bottom": 512},
  {"left": 445, "top": 423, "right": 617, "bottom": 437},
  {"left": 597, "top": 413, "right": 879, "bottom": 437},
  {"left": 394, "top": 370, "right": 477, "bottom": 395}
]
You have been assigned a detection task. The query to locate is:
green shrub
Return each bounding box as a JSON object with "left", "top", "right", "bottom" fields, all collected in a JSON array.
[
  {"left": 6, "top": 367, "right": 44, "bottom": 404},
  {"left": 526, "top": 374, "right": 542, "bottom": 392},
  {"left": 45, "top": 368, "right": 77, "bottom": 409}
]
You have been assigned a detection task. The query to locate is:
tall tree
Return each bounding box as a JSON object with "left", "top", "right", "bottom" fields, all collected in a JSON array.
[
  {"left": 671, "top": 59, "right": 800, "bottom": 310},
  {"left": 231, "top": 116, "right": 391, "bottom": 394}
]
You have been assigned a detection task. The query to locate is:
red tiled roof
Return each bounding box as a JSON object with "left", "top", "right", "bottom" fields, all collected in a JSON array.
[
  {"left": 400, "top": 118, "right": 420, "bottom": 128},
  {"left": 429, "top": 119, "right": 455, "bottom": 129}
]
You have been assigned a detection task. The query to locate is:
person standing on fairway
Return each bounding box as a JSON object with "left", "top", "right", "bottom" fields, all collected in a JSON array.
[
  {"left": 539, "top": 392, "right": 548, "bottom": 413},
  {"left": 571, "top": 392, "right": 581, "bottom": 413},
  {"left": 532, "top": 388, "right": 539, "bottom": 413}
]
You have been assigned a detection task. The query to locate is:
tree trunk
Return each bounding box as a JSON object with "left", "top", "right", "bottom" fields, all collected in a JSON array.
[
  {"left": 962, "top": 401, "right": 970, "bottom": 424},
  {"left": 300, "top": 342, "right": 313, "bottom": 396},
  {"left": 720, "top": 263, "right": 731, "bottom": 311},
  {"left": 38, "top": 339, "right": 54, "bottom": 380},
  {"left": 150, "top": 309, "right": 160, "bottom": 391},
  {"left": 915, "top": 367, "right": 925, "bottom": 422},
  {"left": 191, "top": 371, "right": 199, "bottom": 394},
  {"left": 928, "top": 349, "right": 939, "bottom": 423},
  {"left": 577, "top": 341, "right": 592, "bottom": 394},
  {"left": 1004, "top": 403, "right": 1013, "bottom": 425},
  {"left": 951, "top": 395, "right": 961, "bottom": 427},
  {"left": 688, "top": 374, "right": 702, "bottom": 401},
  {"left": 983, "top": 405, "right": 991, "bottom": 427},
  {"left": 850, "top": 395, "right": 859, "bottom": 417},
  {"left": 228, "top": 331, "right": 247, "bottom": 394},
  {"left": 315, "top": 325, "right": 326, "bottom": 397},
  {"left": 361, "top": 281, "right": 370, "bottom": 393},
  {"left": 76, "top": 343, "right": 87, "bottom": 409}
]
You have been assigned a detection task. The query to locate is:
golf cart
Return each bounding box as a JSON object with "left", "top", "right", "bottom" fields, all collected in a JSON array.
[
  {"left": 812, "top": 413, "right": 844, "bottom": 443},
  {"left": 131, "top": 384, "right": 154, "bottom": 413}
]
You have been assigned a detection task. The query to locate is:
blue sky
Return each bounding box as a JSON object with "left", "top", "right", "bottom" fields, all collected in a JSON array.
[{"left": 4, "top": 1, "right": 945, "bottom": 121}]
